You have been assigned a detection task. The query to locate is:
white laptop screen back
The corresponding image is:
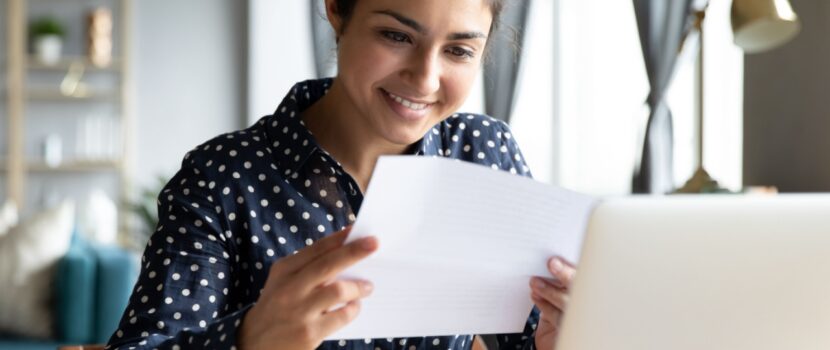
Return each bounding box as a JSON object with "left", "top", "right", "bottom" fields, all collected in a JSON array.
[{"left": 557, "top": 195, "right": 830, "bottom": 350}]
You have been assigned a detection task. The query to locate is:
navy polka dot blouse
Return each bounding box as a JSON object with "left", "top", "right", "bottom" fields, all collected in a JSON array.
[{"left": 106, "top": 78, "right": 540, "bottom": 350}]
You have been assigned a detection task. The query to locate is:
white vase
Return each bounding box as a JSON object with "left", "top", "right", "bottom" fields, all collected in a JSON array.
[
  {"left": 43, "top": 134, "right": 63, "bottom": 168},
  {"left": 34, "top": 35, "right": 62, "bottom": 65},
  {"left": 78, "top": 189, "right": 118, "bottom": 245}
]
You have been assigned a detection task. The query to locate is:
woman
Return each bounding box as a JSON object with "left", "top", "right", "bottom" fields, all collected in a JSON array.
[{"left": 107, "top": 0, "right": 575, "bottom": 349}]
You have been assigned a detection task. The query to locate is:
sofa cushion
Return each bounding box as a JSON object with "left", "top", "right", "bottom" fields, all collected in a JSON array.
[
  {"left": 55, "top": 234, "right": 97, "bottom": 344},
  {"left": 0, "top": 200, "right": 17, "bottom": 238},
  {"left": 0, "top": 201, "right": 74, "bottom": 339},
  {"left": 93, "top": 245, "right": 138, "bottom": 343}
]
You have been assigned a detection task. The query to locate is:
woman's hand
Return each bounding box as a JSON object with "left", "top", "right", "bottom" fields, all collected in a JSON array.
[
  {"left": 530, "top": 257, "right": 576, "bottom": 350},
  {"left": 238, "top": 227, "right": 378, "bottom": 350}
]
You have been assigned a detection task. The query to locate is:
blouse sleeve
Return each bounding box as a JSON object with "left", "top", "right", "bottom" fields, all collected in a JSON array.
[
  {"left": 492, "top": 121, "right": 541, "bottom": 349},
  {"left": 106, "top": 148, "right": 249, "bottom": 350}
]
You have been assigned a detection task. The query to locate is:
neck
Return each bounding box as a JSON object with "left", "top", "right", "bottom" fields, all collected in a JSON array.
[{"left": 301, "top": 79, "right": 412, "bottom": 192}]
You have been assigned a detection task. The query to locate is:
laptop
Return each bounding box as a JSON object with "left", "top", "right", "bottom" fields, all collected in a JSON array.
[{"left": 556, "top": 194, "right": 830, "bottom": 350}]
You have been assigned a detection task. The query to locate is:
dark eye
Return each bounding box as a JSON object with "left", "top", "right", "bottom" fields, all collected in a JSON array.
[
  {"left": 447, "top": 47, "right": 475, "bottom": 59},
  {"left": 381, "top": 30, "right": 411, "bottom": 44}
]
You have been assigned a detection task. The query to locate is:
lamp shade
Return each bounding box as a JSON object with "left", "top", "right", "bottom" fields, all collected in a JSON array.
[{"left": 731, "top": 0, "right": 801, "bottom": 53}]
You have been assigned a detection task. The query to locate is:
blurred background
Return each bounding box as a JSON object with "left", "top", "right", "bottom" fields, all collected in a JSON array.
[{"left": 0, "top": 0, "right": 826, "bottom": 347}]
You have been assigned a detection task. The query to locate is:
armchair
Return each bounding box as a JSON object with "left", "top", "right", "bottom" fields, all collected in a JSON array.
[{"left": 0, "top": 234, "right": 138, "bottom": 350}]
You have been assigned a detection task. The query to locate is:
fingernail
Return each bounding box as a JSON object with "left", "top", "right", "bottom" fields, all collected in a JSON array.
[
  {"left": 362, "top": 281, "right": 374, "bottom": 295},
  {"left": 532, "top": 278, "right": 546, "bottom": 290},
  {"left": 360, "top": 237, "right": 377, "bottom": 250},
  {"left": 550, "top": 258, "right": 564, "bottom": 272}
]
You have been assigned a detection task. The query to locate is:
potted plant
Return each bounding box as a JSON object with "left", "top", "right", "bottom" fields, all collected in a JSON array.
[
  {"left": 125, "top": 176, "right": 168, "bottom": 249},
  {"left": 30, "top": 17, "right": 66, "bottom": 65}
]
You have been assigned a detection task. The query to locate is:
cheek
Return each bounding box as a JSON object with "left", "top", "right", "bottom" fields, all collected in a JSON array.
[
  {"left": 339, "top": 38, "right": 399, "bottom": 86},
  {"left": 441, "top": 65, "right": 480, "bottom": 110}
]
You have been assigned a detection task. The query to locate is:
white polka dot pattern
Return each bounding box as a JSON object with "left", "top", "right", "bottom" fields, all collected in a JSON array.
[{"left": 105, "top": 79, "right": 539, "bottom": 350}]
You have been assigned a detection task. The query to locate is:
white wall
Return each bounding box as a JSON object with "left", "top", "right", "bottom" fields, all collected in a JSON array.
[
  {"left": 132, "top": 0, "right": 246, "bottom": 190},
  {"left": 247, "top": 0, "right": 316, "bottom": 124}
]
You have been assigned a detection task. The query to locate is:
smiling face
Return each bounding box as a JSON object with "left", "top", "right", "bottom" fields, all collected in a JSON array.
[{"left": 325, "top": 0, "right": 493, "bottom": 146}]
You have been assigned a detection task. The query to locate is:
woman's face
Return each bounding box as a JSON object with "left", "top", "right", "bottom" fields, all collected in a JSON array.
[{"left": 328, "top": 0, "right": 493, "bottom": 146}]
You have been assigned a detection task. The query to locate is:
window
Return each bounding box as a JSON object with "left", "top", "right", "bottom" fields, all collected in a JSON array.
[
  {"left": 554, "top": 0, "right": 649, "bottom": 194},
  {"left": 547, "top": 0, "right": 742, "bottom": 194}
]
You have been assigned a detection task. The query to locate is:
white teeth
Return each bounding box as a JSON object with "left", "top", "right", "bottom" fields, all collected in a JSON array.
[{"left": 387, "top": 91, "right": 429, "bottom": 111}]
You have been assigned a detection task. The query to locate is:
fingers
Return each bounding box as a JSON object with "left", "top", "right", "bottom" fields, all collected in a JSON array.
[
  {"left": 317, "top": 300, "right": 362, "bottom": 336},
  {"left": 547, "top": 257, "right": 576, "bottom": 287},
  {"left": 307, "top": 279, "right": 373, "bottom": 314},
  {"left": 270, "top": 227, "right": 352, "bottom": 278},
  {"left": 294, "top": 236, "right": 379, "bottom": 293},
  {"left": 530, "top": 277, "right": 569, "bottom": 310},
  {"left": 531, "top": 292, "right": 562, "bottom": 322},
  {"left": 250, "top": 227, "right": 376, "bottom": 347}
]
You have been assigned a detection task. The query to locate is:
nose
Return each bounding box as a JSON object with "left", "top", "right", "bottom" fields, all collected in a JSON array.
[{"left": 401, "top": 47, "right": 441, "bottom": 97}]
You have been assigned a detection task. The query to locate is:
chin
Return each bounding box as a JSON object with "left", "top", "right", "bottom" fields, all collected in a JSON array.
[
  {"left": 372, "top": 112, "right": 438, "bottom": 147},
  {"left": 384, "top": 129, "right": 427, "bottom": 146}
]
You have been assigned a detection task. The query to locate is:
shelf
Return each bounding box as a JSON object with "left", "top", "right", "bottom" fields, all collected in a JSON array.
[
  {"left": 26, "top": 89, "right": 120, "bottom": 102},
  {"left": 5, "top": 0, "right": 135, "bottom": 246},
  {"left": 0, "top": 159, "right": 122, "bottom": 172},
  {"left": 27, "top": 56, "right": 125, "bottom": 72}
]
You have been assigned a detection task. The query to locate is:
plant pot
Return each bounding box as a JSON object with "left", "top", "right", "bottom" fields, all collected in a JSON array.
[{"left": 34, "top": 35, "right": 62, "bottom": 65}]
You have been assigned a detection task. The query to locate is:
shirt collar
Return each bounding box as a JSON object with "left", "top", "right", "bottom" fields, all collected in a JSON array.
[
  {"left": 411, "top": 126, "right": 443, "bottom": 157},
  {"left": 264, "top": 78, "right": 443, "bottom": 176},
  {"left": 264, "top": 78, "right": 331, "bottom": 177}
]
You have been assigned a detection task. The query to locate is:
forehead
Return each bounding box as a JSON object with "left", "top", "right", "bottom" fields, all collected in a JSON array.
[{"left": 353, "top": 0, "right": 494, "bottom": 34}]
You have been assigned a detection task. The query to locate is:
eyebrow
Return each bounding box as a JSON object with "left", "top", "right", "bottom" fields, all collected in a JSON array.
[{"left": 373, "top": 10, "right": 488, "bottom": 41}]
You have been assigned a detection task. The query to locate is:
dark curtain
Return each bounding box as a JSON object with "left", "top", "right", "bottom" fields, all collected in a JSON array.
[
  {"left": 631, "top": 0, "right": 699, "bottom": 193},
  {"left": 484, "top": 0, "right": 532, "bottom": 124},
  {"left": 310, "top": 0, "right": 338, "bottom": 78}
]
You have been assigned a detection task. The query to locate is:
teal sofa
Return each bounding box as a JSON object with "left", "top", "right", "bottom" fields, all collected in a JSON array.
[{"left": 0, "top": 234, "right": 138, "bottom": 350}]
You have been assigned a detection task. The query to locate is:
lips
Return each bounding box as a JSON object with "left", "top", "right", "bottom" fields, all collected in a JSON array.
[
  {"left": 386, "top": 92, "right": 429, "bottom": 110},
  {"left": 378, "top": 88, "right": 437, "bottom": 122},
  {"left": 381, "top": 89, "right": 434, "bottom": 111}
]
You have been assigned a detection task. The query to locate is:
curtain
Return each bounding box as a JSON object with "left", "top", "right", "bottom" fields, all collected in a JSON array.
[
  {"left": 310, "top": 0, "right": 338, "bottom": 78},
  {"left": 631, "top": 0, "right": 699, "bottom": 193},
  {"left": 484, "top": 0, "right": 532, "bottom": 124}
]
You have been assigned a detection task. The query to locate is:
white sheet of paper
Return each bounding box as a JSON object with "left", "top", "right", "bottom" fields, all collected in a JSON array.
[{"left": 328, "top": 156, "right": 597, "bottom": 340}]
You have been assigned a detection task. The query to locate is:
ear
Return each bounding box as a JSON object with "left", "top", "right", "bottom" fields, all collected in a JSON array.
[{"left": 324, "top": 0, "right": 344, "bottom": 36}]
